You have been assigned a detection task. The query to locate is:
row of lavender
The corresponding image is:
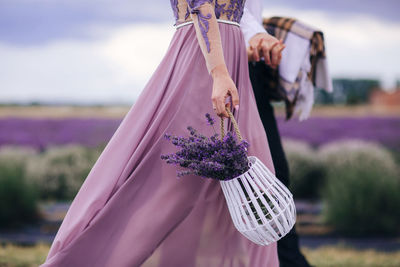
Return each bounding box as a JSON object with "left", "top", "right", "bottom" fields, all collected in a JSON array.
[{"left": 1, "top": 116, "right": 399, "bottom": 151}]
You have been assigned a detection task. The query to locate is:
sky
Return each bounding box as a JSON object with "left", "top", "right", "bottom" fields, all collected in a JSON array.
[{"left": 0, "top": 0, "right": 399, "bottom": 104}]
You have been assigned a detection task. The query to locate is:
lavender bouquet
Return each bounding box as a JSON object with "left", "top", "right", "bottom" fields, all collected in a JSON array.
[{"left": 161, "top": 113, "right": 250, "bottom": 181}]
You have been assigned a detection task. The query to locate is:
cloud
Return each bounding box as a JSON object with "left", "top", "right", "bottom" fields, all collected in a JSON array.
[
  {"left": 0, "top": 5, "right": 399, "bottom": 104},
  {"left": 2, "top": 0, "right": 398, "bottom": 45},
  {"left": 263, "top": 7, "right": 400, "bottom": 88},
  {"left": 0, "top": 22, "right": 175, "bottom": 104},
  {"left": 98, "top": 23, "right": 174, "bottom": 88},
  {"left": 0, "top": 0, "right": 172, "bottom": 45},
  {"left": 264, "top": 0, "right": 400, "bottom": 23}
]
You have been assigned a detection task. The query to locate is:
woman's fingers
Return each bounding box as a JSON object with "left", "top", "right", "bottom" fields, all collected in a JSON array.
[
  {"left": 224, "top": 102, "right": 231, "bottom": 117},
  {"left": 230, "top": 87, "right": 240, "bottom": 110},
  {"left": 212, "top": 94, "right": 229, "bottom": 118},
  {"left": 219, "top": 99, "right": 230, "bottom": 118},
  {"left": 211, "top": 75, "right": 239, "bottom": 118}
]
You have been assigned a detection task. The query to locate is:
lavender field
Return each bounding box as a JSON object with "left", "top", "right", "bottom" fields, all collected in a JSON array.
[
  {"left": 276, "top": 116, "right": 400, "bottom": 150},
  {"left": 1, "top": 115, "right": 399, "bottom": 151},
  {"left": 0, "top": 118, "right": 121, "bottom": 150}
]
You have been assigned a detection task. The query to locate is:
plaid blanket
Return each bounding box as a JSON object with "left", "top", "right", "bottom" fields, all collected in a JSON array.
[{"left": 258, "top": 16, "right": 330, "bottom": 120}]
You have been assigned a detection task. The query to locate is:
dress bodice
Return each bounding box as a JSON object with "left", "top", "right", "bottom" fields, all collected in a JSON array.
[{"left": 170, "top": 0, "right": 246, "bottom": 26}]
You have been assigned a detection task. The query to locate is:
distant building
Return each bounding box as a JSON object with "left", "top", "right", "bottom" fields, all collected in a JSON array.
[{"left": 370, "top": 88, "right": 400, "bottom": 106}]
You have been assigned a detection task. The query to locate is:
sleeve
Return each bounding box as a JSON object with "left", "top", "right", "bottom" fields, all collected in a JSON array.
[
  {"left": 186, "top": 0, "right": 226, "bottom": 74},
  {"left": 240, "top": 0, "right": 266, "bottom": 46}
]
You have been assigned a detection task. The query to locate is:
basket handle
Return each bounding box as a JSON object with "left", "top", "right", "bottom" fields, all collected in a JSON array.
[{"left": 220, "top": 106, "right": 243, "bottom": 142}]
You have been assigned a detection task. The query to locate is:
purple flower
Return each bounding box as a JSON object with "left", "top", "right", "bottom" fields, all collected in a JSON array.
[
  {"left": 161, "top": 113, "right": 250, "bottom": 180},
  {"left": 205, "top": 113, "right": 215, "bottom": 126}
]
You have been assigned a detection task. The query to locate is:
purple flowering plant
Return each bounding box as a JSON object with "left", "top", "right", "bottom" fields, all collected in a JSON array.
[{"left": 161, "top": 113, "right": 250, "bottom": 180}]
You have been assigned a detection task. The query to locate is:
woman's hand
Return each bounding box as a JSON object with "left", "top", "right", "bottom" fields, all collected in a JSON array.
[{"left": 211, "top": 64, "right": 240, "bottom": 118}]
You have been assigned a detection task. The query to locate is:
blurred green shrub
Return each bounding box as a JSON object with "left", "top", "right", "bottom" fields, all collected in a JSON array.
[
  {"left": 0, "top": 145, "right": 37, "bottom": 163},
  {"left": 26, "top": 145, "right": 99, "bottom": 200},
  {"left": 283, "top": 139, "right": 325, "bottom": 199},
  {"left": 319, "top": 140, "right": 400, "bottom": 235},
  {"left": 0, "top": 160, "right": 39, "bottom": 228},
  {"left": 1, "top": 139, "right": 399, "bottom": 236}
]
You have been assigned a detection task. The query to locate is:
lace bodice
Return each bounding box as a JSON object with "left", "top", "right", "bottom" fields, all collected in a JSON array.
[{"left": 171, "top": 0, "right": 246, "bottom": 26}]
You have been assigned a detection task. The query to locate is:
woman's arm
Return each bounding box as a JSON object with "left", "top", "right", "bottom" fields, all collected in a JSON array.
[
  {"left": 186, "top": 0, "right": 239, "bottom": 118},
  {"left": 187, "top": 0, "right": 225, "bottom": 73}
]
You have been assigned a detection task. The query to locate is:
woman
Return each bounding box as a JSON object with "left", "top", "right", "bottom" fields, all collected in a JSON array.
[{"left": 40, "top": 1, "right": 280, "bottom": 266}]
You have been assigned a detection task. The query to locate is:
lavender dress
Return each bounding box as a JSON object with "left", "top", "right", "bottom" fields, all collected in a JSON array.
[{"left": 40, "top": 1, "right": 279, "bottom": 266}]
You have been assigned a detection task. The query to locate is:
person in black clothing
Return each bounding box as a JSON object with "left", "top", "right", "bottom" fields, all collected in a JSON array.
[{"left": 246, "top": 34, "right": 312, "bottom": 267}]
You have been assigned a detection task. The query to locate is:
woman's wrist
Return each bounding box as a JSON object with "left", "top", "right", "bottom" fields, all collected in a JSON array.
[{"left": 211, "top": 64, "right": 230, "bottom": 80}]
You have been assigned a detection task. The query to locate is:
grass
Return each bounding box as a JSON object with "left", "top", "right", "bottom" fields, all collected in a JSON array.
[
  {"left": 302, "top": 246, "right": 400, "bottom": 267},
  {"left": 0, "top": 243, "right": 400, "bottom": 267},
  {"left": 0, "top": 243, "right": 49, "bottom": 267}
]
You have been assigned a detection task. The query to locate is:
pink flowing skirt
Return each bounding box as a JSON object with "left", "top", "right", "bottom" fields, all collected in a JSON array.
[{"left": 40, "top": 22, "right": 279, "bottom": 267}]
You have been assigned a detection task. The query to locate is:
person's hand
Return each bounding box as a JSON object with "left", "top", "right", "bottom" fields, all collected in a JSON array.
[
  {"left": 211, "top": 64, "right": 240, "bottom": 118},
  {"left": 247, "top": 32, "right": 285, "bottom": 69}
]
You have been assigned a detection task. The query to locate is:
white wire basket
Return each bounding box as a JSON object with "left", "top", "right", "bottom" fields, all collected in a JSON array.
[
  {"left": 220, "top": 156, "right": 296, "bottom": 246},
  {"left": 219, "top": 108, "right": 296, "bottom": 246}
]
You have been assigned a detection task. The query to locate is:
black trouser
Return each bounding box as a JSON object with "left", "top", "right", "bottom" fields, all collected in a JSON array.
[{"left": 248, "top": 62, "right": 311, "bottom": 267}]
